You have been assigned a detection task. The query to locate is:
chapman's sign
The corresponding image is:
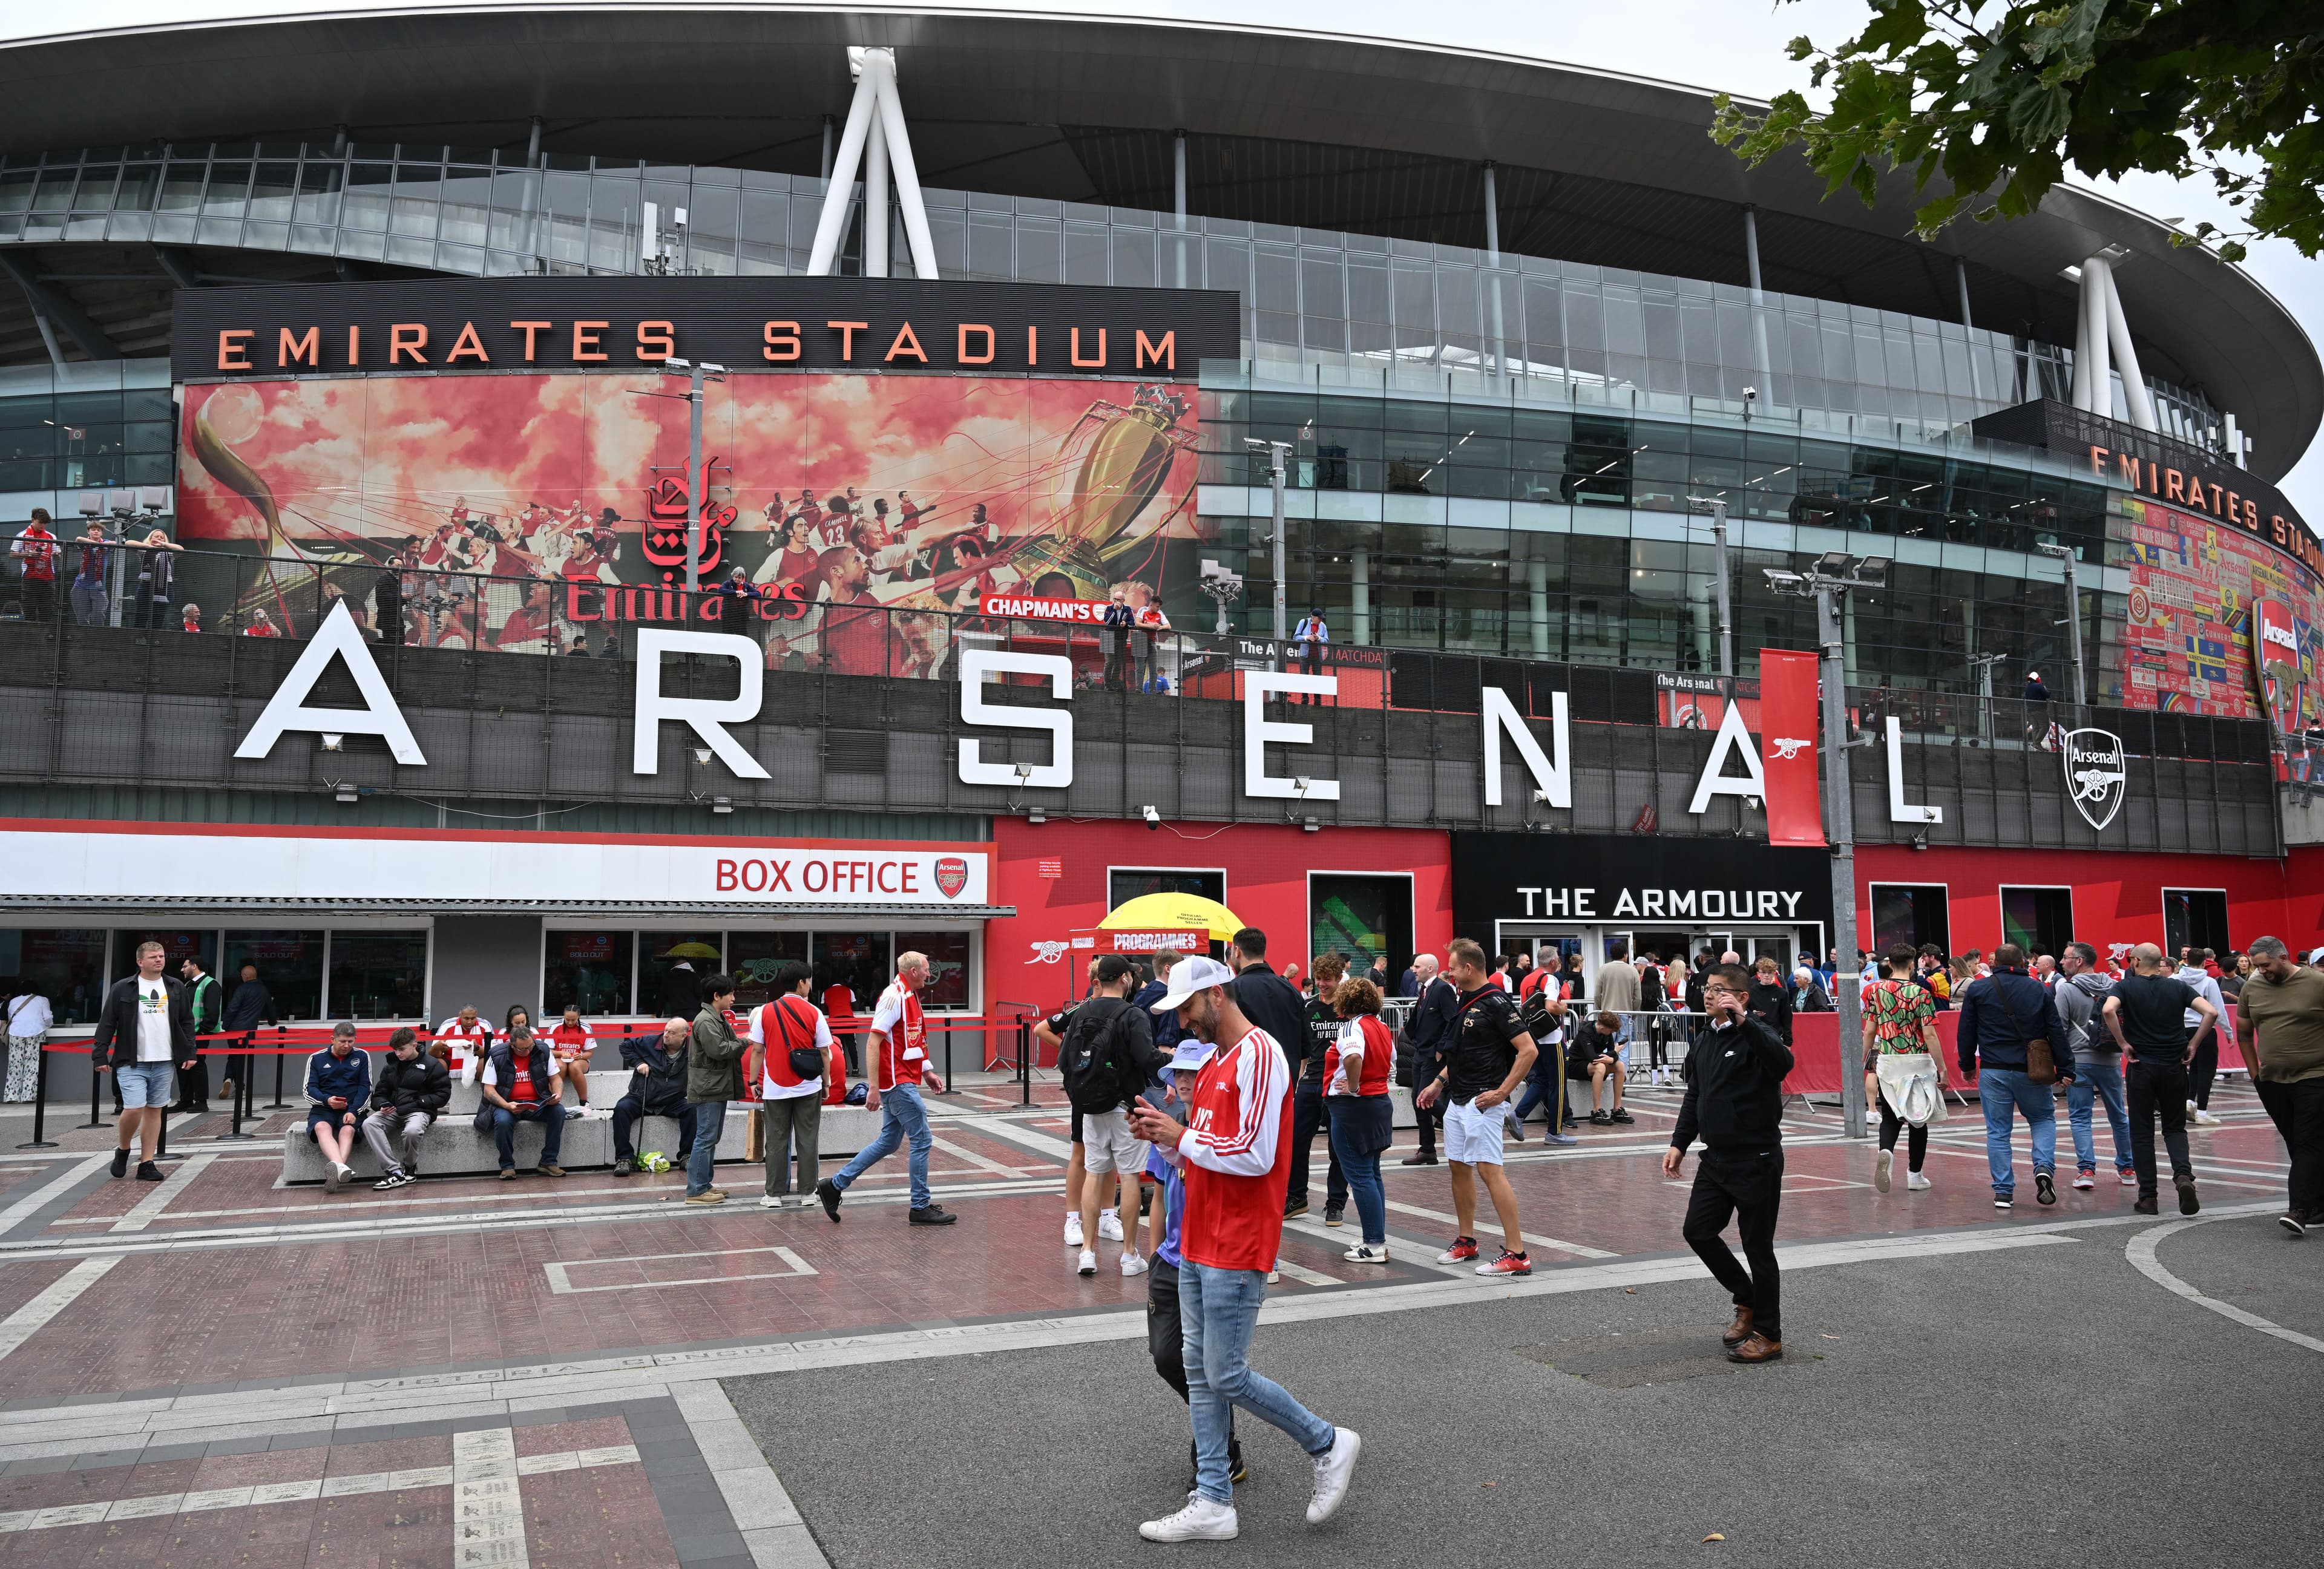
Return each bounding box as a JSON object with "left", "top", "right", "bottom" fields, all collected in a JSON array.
[{"left": 171, "top": 277, "right": 1241, "bottom": 381}]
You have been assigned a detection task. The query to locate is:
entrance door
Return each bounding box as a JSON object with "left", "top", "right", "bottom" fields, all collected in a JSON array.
[{"left": 1495, "top": 923, "right": 1589, "bottom": 996}]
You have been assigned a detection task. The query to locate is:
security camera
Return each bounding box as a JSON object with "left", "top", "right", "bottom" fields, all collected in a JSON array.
[
  {"left": 1142, "top": 804, "right": 1161, "bottom": 830},
  {"left": 1742, "top": 386, "right": 1758, "bottom": 402},
  {"left": 1531, "top": 788, "right": 1552, "bottom": 805}
]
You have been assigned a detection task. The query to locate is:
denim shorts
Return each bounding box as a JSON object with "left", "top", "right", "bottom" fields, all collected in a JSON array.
[{"left": 115, "top": 1061, "right": 174, "bottom": 1109}]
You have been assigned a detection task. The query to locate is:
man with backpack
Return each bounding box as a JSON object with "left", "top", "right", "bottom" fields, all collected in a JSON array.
[
  {"left": 2055, "top": 941, "right": 2133, "bottom": 1191},
  {"left": 1065, "top": 955, "right": 1170, "bottom": 1276}
]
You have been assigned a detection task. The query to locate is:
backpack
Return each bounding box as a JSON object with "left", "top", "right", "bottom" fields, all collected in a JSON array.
[{"left": 1060, "top": 997, "right": 1138, "bottom": 1114}]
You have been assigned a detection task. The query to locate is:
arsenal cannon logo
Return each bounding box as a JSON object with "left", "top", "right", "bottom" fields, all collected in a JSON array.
[
  {"left": 934, "top": 856, "right": 970, "bottom": 899},
  {"left": 2062, "top": 729, "right": 2127, "bottom": 831}
]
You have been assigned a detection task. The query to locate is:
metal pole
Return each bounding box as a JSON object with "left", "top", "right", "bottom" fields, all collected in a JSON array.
[
  {"left": 1269, "top": 442, "right": 1288, "bottom": 644},
  {"left": 687, "top": 364, "right": 705, "bottom": 594},
  {"left": 1482, "top": 162, "right": 1506, "bottom": 379},
  {"left": 16, "top": 1045, "right": 55, "bottom": 1148},
  {"left": 1819, "top": 585, "right": 1865, "bottom": 1140},
  {"left": 80, "top": 1060, "right": 108, "bottom": 1129},
  {"left": 1709, "top": 500, "right": 1733, "bottom": 677},
  {"left": 2063, "top": 552, "right": 2086, "bottom": 710},
  {"left": 1173, "top": 130, "right": 1188, "bottom": 290}
]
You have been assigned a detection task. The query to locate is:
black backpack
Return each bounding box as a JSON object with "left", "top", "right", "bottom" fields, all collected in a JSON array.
[{"left": 1060, "top": 997, "right": 1138, "bottom": 1114}]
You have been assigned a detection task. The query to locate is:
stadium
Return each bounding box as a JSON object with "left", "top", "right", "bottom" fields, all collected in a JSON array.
[{"left": 1, "top": 4, "right": 2319, "bottom": 1052}]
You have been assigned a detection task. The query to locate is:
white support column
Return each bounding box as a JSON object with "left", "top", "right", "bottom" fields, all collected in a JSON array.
[
  {"left": 2097, "top": 258, "right": 2158, "bottom": 431},
  {"left": 867, "top": 47, "right": 942, "bottom": 281},
  {"left": 2073, "top": 257, "right": 2111, "bottom": 414},
  {"left": 1744, "top": 205, "right": 1773, "bottom": 384},
  {"left": 864, "top": 111, "right": 890, "bottom": 280},
  {"left": 1174, "top": 130, "right": 1189, "bottom": 289},
  {"left": 1483, "top": 162, "right": 1506, "bottom": 378},
  {"left": 805, "top": 61, "right": 880, "bottom": 277}
]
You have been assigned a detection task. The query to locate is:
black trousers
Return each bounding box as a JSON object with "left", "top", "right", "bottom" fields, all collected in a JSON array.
[
  {"left": 177, "top": 1053, "right": 209, "bottom": 1107},
  {"left": 1411, "top": 1054, "right": 1443, "bottom": 1155},
  {"left": 2127, "top": 1059, "right": 2193, "bottom": 1197},
  {"left": 378, "top": 597, "right": 404, "bottom": 645},
  {"left": 612, "top": 1096, "right": 698, "bottom": 1162},
  {"left": 1287, "top": 1085, "right": 1346, "bottom": 1209},
  {"left": 1147, "top": 1260, "right": 1238, "bottom": 1460},
  {"left": 1681, "top": 1147, "right": 1784, "bottom": 1341},
  {"left": 20, "top": 577, "right": 54, "bottom": 622},
  {"left": 1877, "top": 1098, "right": 1928, "bottom": 1170},
  {"left": 2255, "top": 1077, "right": 2324, "bottom": 1218},
  {"left": 2186, "top": 1028, "right": 2220, "bottom": 1110}
]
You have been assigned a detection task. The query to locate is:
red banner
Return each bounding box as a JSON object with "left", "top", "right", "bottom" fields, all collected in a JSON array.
[{"left": 1758, "top": 649, "right": 1825, "bottom": 847}]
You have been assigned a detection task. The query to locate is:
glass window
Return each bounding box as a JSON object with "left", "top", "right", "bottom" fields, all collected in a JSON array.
[
  {"left": 223, "top": 929, "right": 326, "bottom": 1020},
  {"left": 341, "top": 164, "right": 392, "bottom": 230},
  {"left": 1, "top": 928, "right": 109, "bottom": 1026},
  {"left": 202, "top": 163, "right": 251, "bottom": 218},
  {"left": 728, "top": 931, "right": 809, "bottom": 1011},
  {"left": 544, "top": 929, "right": 634, "bottom": 1017},
  {"left": 1998, "top": 888, "right": 2073, "bottom": 960},
  {"left": 1109, "top": 869, "right": 1226, "bottom": 910},
  {"left": 319, "top": 931, "right": 427, "bottom": 1020},
  {"left": 1310, "top": 874, "right": 1412, "bottom": 976},
  {"left": 2162, "top": 890, "right": 2230, "bottom": 959},
  {"left": 812, "top": 932, "right": 891, "bottom": 1020},
  {"left": 894, "top": 931, "right": 973, "bottom": 1011},
  {"left": 1870, "top": 885, "right": 1950, "bottom": 957},
  {"left": 642, "top": 932, "right": 723, "bottom": 1018},
  {"left": 109, "top": 929, "right": 217, "bottom": 985}
]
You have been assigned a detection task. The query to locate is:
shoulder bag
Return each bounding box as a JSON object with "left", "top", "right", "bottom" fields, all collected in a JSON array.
[
  {"left": 1992, "top": 981, "right": 2057, "bottom": 1086},
  {"left": 772, "top": 997, "right": 826, "bottom": 1081}
]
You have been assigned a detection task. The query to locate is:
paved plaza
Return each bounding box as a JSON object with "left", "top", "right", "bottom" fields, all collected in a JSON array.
[{"left": 0, "top": 1078, "right": 2314, "bottom": 1567}]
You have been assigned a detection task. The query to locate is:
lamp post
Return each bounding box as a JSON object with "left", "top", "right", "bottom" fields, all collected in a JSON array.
[
  {"left": 1687, "top": 495, "right": 1734, "bottom": 677},
  {"left": 661, "top": 358, "right": 726, "bottom": 592},
  {"left": 1764, "top": 550, "right": 1889, "bottom": 1140},
  {"left": 1243, "top": 437, "right": 1291, "bottom": 645},
  {"left": 2035, "top": 541, "right": 2087, "bottom": 709}
]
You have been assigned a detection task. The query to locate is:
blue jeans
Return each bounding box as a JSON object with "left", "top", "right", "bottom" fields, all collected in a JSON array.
[
  {"left": 2067, "top": 1055, "right": 2134, "bottom": 1174},
  {"left": 1179, "top": 1260, "right": 1335, "bottom": 1504},
  {"left": 832, "top": 1083, "right": 933, "bottom": 1208},
  {"left": 1979, "top": 1067, "right": 2058, "bottom": 1195},
  {"left": 1514, "top": 1057, "right": 1565, "bottom": 1124},
  {"left": 490, "top": 1101, "right": 566, "bottom": 1170},
  {"left": 686, "top": 1099, "right": 726, "bottom": 1194},
  {"left": 1325, "top": 1102, "right": 1387, "bottom": 1245}
]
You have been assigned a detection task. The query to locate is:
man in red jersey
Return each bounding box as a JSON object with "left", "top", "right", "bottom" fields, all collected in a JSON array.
[
  {"left": 1128, "top": 956, "right": 1361, "bottom": 1544},
  {"left": 813, "top": 952, "right": 954, "bottom": 1226}
]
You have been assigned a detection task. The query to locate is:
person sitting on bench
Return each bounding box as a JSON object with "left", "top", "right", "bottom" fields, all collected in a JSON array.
[{"left": 1568, "top": 1011, "right": 1634, "bottom": 1125}]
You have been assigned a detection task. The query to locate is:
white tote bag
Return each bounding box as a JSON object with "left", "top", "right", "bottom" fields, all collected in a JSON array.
[{"left": 1876, "top": 1052, "right": 1947, "bottom": 1127}]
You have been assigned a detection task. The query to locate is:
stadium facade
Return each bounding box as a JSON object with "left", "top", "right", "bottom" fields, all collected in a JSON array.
[{"left": 1, "top": 5, "right": 2319, "bottom": 1052}]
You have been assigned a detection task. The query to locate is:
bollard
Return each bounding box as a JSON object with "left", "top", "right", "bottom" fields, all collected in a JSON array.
[
  {"left": 216, "top": 1046, "right": 255, "bottom": 1142},
  {"left": 15, "top": 1044, "right": 56, "bottom": 1148},
  {"left": 1018, "top": 1017, "right": 1032, "bottom": 1107},
  {"left": 269, "top": 1043, "right": 287, "bottom": 1109},
  {"left": 79, "top": 1056, "right": 110, "bottom": 1130}
]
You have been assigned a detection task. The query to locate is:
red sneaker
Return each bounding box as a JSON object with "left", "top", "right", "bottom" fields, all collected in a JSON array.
[
  {"left": 1434, "top": 1237, "right": 1479, "bottom": 1264},
  {"left": 1475, "top": 1248, "right": 1532, "bottom": 1277}
]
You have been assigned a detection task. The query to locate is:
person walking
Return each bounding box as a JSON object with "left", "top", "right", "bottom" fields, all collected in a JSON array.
[
  {"left": 1285, "top": 952, "right": 1348, "bottom": 1223},
  {"left": 2055, "top": 942, "right": 2134, "bottom": 1191},
  {"left": 1594, "top": 941, "right": 1641, "bottom": 1020},
  {"left": 1127, "top": 956, "right": 1361, "bottom": 1543},
  {"left": 175, "top": 952, "right": 222, "bottom": 1114},
  {"left": 1412, "top": 938, "right": 1540, "bottom": 1277},
  {"left": 2175, "top": 949, "right": 2229, "bottom": 1126},
  {"left": 1325, "top": 976, "right": 1396, "bottom": 1263},
  {"left": 2102, "top": 943, "right": 2216, "bottom": 1216},
  {"left": 1227, "top": 929, "right": 1307, "bottom": 1077},
  {"left": 363, "top": 1026, "right": 448, "bottom": 1188},
  {"left": 1862, "top": 944, "right": 1945, "bottom": 1194},
  {"left": 1957, "top": 943, "right": 2074, "bottom": 1210},
  {"left": 2233, "top": 935, "right": 2324, "bottom": 1234},
  {"left": 4, "top": 979, "right": 50, "bottom": 1102},
  {"left": 1666, "top": 963, "right": 1794, "bottom": 1363},
  {"left": 746, "top": 961, "right": 834, "bottom": 1208},
  {"left": 1062, "top": 954, "right": 1169, "bottom": 1274},
  {"left": 1399, "top": 954, "right": 1457, "bottom": 1165},
  {"left": 90, "top": 940, "right": 194, "bottom": 1183},
  {"left": 815, "top": 952, "right": 956, "bottom": 1225},
  {"left": 683, "top": 974, "right": 746, "bottom": 1205}
]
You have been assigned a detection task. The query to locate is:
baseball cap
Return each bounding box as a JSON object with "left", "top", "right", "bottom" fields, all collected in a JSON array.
[
  {"left": 1152, "top": 954, "right": 1235, "bottom": 1014},
  {"left": 1167, "top": 1040, "right": 1216, "bottom": 1073}
]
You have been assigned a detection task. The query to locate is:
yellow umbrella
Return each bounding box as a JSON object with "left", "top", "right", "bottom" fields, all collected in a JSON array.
[
  {"left": 1099, "top": 893, "right": 1243, "bottom": 942},
  {"left": 658, "top": 940, "right": 723, "bottom": 960}
]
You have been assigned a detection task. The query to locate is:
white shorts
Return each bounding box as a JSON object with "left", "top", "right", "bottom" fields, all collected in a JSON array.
[
  {"left": 1443, "top": 1097, "right": 1506, "bottom": 1167},
  {"left": 1080, "top": 1108, "right": 1151, "bottom": 1176}
]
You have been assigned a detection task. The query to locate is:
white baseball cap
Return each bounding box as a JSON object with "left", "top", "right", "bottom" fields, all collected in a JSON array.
[
  {"left": 1167, "top": 1040, "right": 1216, "bottom": 1073},
  {"left": 1152, "top": 954, "right": 1236, "bottom": 1014}
]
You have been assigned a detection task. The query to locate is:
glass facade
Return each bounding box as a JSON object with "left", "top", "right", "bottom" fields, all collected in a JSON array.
[
  {"left": 542, "top": 926, "right": 980, "bottom": 1018},
  {"left": 0, "top": 360, "right": 176, "bottom": 496}
]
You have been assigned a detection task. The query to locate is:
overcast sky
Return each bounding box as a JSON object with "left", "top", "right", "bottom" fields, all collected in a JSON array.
[{"left": 11, "top": 1, "right": 2319, "bottom": 514}]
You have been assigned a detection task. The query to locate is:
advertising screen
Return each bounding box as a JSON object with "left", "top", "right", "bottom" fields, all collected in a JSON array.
[{"left": 176, "top": 369, "right": 1209, "bottom": 674}]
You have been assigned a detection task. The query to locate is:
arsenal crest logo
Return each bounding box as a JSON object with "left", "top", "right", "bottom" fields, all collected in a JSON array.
[
  {"left": 2062, "top": 729, "right": 2127, "bottom": 831},
  {"left": 934, "top": 856, "right": 969, "bottom": 899}
]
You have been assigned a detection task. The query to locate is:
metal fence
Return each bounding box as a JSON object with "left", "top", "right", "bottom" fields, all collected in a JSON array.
[{"left": 0, "top": 546, "right": 2282, "bottom": 853}]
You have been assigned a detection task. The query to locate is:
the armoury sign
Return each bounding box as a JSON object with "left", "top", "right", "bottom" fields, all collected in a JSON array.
[{"left": 172, "top": 277, "right": 1242, "bottom": 382}]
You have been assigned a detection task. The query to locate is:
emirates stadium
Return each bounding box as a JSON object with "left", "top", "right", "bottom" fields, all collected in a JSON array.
[{"left": 0, "top": 4, "right": 2320, "bottom": 1062}]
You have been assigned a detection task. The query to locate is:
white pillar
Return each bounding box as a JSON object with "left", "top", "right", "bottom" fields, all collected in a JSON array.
[
  {"left": 1744, "top": 205, "right": 1772, "bottom": 385},
  {"left": 1528, "top": 554, "right": 1550, "bottom": 658},
  {"left": 2097, "top": 258, "right": 2158, "bottom": 431},
  {"left": 2073, "top": 257, "right": 2110, "bottom": 414},
  {"left": 1174, "top": 131, "right": 1189, "bottom": 290},
  {"left": 1352, "top": 549, "right": 1371, "bottom": 644},
  {"left": 806, "top": 62, "right": 880, "bottom": 277},
  {"left": 866, "top": 47, "right": 942, "bottom": 281},
  {"left": 1483, "top": 163, "right": 1506, "bottom": 379},
  {"left": 2224, "top": 411, "right": 2242, "bottom": 467},
  {"left": 865, "top": 111, "right": 890, "bottom": 279}
]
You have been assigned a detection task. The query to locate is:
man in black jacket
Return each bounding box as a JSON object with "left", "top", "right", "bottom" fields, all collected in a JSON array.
[
  {"left": 219, "top": 962, "right": 277, "bottom": 1114},
  {"left": 1228, "top": 929, "right": 1307, "bottom": 1077},
  {"left": 613, "top": 1016, "right": 697, "bottom": 1176},
  {"left": 364, "top": 1027, "right": 449, "bottom": 1188},
  {"left": 90, "top": 939, "right": 196, "bottom": 1182},
  {"left": 1665, "top": 964, "right": 1796, "bottom": 1364},
  {"left": 1400, "top": 955, "right": 1460, "bottom": 1164}
]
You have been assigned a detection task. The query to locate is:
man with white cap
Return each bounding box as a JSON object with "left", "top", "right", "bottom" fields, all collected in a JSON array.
[{"left": 1128, "top": 956, "right": 1361, "bottom": 1543}]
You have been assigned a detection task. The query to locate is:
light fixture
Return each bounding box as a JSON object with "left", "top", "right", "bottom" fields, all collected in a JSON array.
[
  {"left": 1014, "top": 763, "right": 1034, "bottom": 782},
  {"left": 692, "top": 745, "right": 713, "bottom": 765},
  {"left": 1027, "top": 808, "right": 1046, "bottom": 825},
  {"left": 1762, "top": 568, "right": 1805, "bottom": 593},
  {"left": 1301, "top": 817, "right": 1319, "bottom": 833},
  {"left": 1854, "top": 555, "right": 1891, "bottom": 586},
  {"left": 320, "top": 733, "right": 344, "bottom": 752},
  {"left": 1814, "top": 551, "right": 1854, "bottom": 577},
  {"left": 710, "top": 795, "right": 733, "bottom": 814},
  {"left": 666, "top": 356, "right": 691, "bottom": 372},
  {"left": 333, "top": 783, "right": 358, "bottom": 805},
  {"left": 1911, "top": 831, "right": 1929, "bottom": 851}
]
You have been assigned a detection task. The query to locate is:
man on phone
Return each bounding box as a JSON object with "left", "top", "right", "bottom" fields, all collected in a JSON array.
[{"left": 1666, "top": 963, "right": 1794, "bottom": 1364}]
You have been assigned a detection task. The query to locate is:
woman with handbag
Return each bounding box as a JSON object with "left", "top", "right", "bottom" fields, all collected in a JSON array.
[
  {"left": 745, "top": 960, "right": 836, "bottom": 1208},
  {"left": 1863, "top": 943, "right": 1946, "bottom": 1194}
]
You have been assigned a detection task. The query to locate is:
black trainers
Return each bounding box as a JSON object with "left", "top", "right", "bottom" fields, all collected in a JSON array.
[
  {"left": 908, "top": 1204, "right": 957, "bottom": 1225},
  {"left": 1322, "top": 1207, "right": 1345, "bottom": 1228},
  {"left": 1589, "top": 1110, "right": 1611, "bottom": 1125},
  {"left": 2133, "top": 1195, "right": 2159, "bottom": 1215},
  {"left": 134, "top": 1161, "right": 165, "bottom": 1182},
  {"left": 2175, "top": 1173, "right": 2201, "bottom": 1215},
  {"left": 2034, "top": 1171, "right": 2057, "bottom": 1207},
  {"left": 611, "top": 1160, "right": 632, "bottom": 1179},
  {"left": 2279, "top": 1210, "right": 2308, "bottom": 1237},
  {"left": 1609, "top": 1107, "right": 1635, "bottom": 1125},
  {"left": 815, "top": 1177, "right": 844, "bottom": 1222},
  {"left": 1283, "top": 1197, "right": 1310, "bottom": 1218},
  {"left": 110, "top": 1147, "right": 130, "bottom": 1179}
]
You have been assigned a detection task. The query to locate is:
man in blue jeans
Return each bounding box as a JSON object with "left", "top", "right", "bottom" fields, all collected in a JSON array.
[
  {"left": 480, "top": 1025, "right": 568, "bottom": 1181},
  {"left": 1957, "top": 942, "right": 2073, "bottom": 1210},
  {"left": 815, "top": 952, "right": 956, "bottom": 1225},
  {"left": 684, "top": 975, "right": 746, "bottom": 1204},
  {"left": 2055, "top": 942, "right": 2135, "bottom": 1190}
]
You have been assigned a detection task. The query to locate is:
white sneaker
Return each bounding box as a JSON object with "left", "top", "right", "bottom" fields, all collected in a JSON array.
[
  {"left": 1098, "top": 1210, "right": 1124, "bottom": 1242},
  {"left": 760, "top": 1195, "right": 785, "bottom": 1208},
  {"left": 2119, "top": 1169, "right": 2139, "bottom": 1187},
  {"left": 1266, "top": 1271, "right": 1280, "bottom": 1284},
  {"left": 2071, "top": 1171, "right": 2096, "bottom": 1191},
  {"left": 1139, "top": 1493, "right": 1238, "bottom": 1542},
  {"left": 1064, "top": 1212, "right": 1084, "bottom": 1247},
  {"left": 1874, "top": 1149, "right": 1892, "bottom": 1193},
  {"left": 2192, "top": 1109, "right": 2222, "bottom": 1126},
  {"left": 1342, "top": 1243, "right": 1390, "bottom": 1264},
  {"left": 1305, "top": 1428, "right": 1362, "bottom": 1524},
  {"left": 1077, "top": 1248, "right": 1096, "bottom": 1277},
  {"left": 1906, "top": 1171, "right": 1931, "bottom": 1191},
  {"left": 1120, "top": 1252, "right": 1149, "bottom": 1277}
]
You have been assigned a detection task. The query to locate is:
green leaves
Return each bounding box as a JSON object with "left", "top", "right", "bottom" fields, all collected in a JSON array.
[{"left": 1715, "top": 1, "right": 2324, "bottom": 257}]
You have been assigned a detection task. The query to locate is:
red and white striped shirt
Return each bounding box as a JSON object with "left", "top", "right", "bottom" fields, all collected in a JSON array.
[
  {"left": 870, "top": 980, "right": 927, "bottom": 1090},
  {"left": 1175, "top": 1026, "right": 1293, "bottom": 1273},
  {"left": 542, "top": 1020, "right": 594, "bottom": 1060},
  {"left": 435, "top": 1015, "right": 492, "bottom": 1071}
]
